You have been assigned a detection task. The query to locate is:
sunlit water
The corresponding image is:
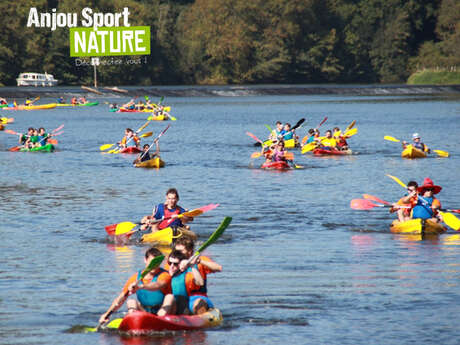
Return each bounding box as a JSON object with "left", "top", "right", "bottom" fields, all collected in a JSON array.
[{"left": 1, "top": 90, "right": 460, "bottom": 345}]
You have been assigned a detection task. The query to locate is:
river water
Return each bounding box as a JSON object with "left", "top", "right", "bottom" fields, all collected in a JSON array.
[{"left": 1, "top": 89, "right": 460, "bottom": 345}]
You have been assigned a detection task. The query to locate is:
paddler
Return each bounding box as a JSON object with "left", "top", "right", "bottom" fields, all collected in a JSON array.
[
  {"left": 411, "top": 178, "right": 443, "bottom": 223},
  {"left": 269, "top": 121, "right": 284, "bottom": 141},
  {"left": 57, "top": 96, "right": 66, "bottom": 104},
  {"left": 135, "top": 100, "right": 145, "bottom": 111},
  {"left": 317, "top": 130, "right": 337, "bottom": 150},
  {"left": 0, "top": 97, "right": 7, "bottom": 105},
  {"left": 282, "top": 123, "right": 294, "bottom": 141},
  {"left": 78, "top": 96, "right": 87, "bottom": 104},
  {"left": 24, "top": 97, "right": 32, "bottom": 106},
  {"left": 133, "top": 139, "right": 160, "bottom": 165},
  {"left": 390, "top": 181, "right": 419, "bottom": 222},
  {"left": 37, "top": 127, "right": 50, "bottom": 147},
  {"left": 271, "top": 140, "right": 288, "bottom": 162},
  {"left": 402, "top": 133, "right": 430, "bottom": 153},
  {"left": 333, "top": 127, "right": 349, "bottom": 151},
  {"left": 161, "top": 250, "right": 204, "bottom": 315},
  {"left": 119, "top": 128, "right": 140, "bottom": 149},
  {"left": 168, "top": 237, "right": 222, "bottom": 314},
  {"left": 19, "top": 127, "right": 34, "bottom": 146},
  {"left": 140, "top": 188, "right": 194, "bottom": 234},
  {"left": 99, "top": 247, "right": 173, "bottom": 326},
  {"left": 71, "top": 97, "right": 78, "bottom": 105}
]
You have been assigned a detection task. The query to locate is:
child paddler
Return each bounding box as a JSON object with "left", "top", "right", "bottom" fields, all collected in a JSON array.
[
  {"left": 162, "top": 250, "right": 204, "bottom": 315},
  {"left": 37, "top": 127, "right": 50, "bottom": 147},
  {"left": 99, "top": 247, "right": 172, "bottom": 326},
  {"left": 133, "top": 139, "right": 160, "bottom": 165},
  {"left": 168, "top": 237, "right": 222, "bottom": 314},
  {"left": 120, "top": 128, "right": 140, "bottom": 149},
  {"left": 140, "top": 188, "right": 194, "bottom": 234},
  {"left": 19, "top": 127, "right": 34, "bottom": 146}
]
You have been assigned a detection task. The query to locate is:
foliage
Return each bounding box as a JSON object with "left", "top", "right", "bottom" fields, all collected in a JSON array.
[{"left": 0, "top": 0, "right": 458, "bottom": 86}]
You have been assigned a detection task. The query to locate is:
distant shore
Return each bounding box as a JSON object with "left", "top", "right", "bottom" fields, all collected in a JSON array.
[{"left": 1, "top": 84, "right": 460, "bottom": 98}]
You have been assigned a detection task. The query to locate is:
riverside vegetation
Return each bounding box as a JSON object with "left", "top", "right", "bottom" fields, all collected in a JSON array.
[{"left": 1, "top": 0, "right": 459, "bottom": 86}]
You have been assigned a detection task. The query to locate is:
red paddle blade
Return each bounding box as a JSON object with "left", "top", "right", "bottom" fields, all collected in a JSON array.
[
  {"left": 105, "top": 224, "right": 117, "bottom": 236},
  {"left": 246, "top": 132, "right": 263, "bottom": 144},
  {"left": 362, "top": 194, "right": 391, "bottom": 205},
  {"left": 8, "top": 146, "right": 21, "bottom": 152},
  {"left": 350, "top": 199, "right": 379, "bottom": 210}
]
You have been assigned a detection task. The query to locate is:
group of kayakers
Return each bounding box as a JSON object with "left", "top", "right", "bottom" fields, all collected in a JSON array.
[
  {"left": 301, "top": 127, "right": 350, "bottom": 151},
  {"left": 390, "top": 178, "right": 443, "bottom": 223},
  {"left": 58, "top": 96, "right": 88, "bottom": 105},
  {"left": 100, "top": 188, "right": 221, "bottom": 326},
  {"left": 18, "top": 127, "right": 53, "bottom": 149}
]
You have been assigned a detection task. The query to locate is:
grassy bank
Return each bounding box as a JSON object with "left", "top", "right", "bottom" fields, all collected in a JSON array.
[{"left": 407, "top": 70, "right": 460, "bottom": 85}]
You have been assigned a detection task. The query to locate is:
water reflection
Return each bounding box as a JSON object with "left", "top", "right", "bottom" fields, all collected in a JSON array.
[
  {"left": 106, "top": 244, "right": 135, "bottom": 272},
  {"left": 442, "top": 234, "right": 460, "bottom": 245},
  {"left": 98, "top": 330, "right": 209, "bottom": 345}
]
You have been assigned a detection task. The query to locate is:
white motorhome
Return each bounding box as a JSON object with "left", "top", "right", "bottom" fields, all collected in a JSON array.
[{"left": 16, "top": 72, "right": 58, "bottom": 87}]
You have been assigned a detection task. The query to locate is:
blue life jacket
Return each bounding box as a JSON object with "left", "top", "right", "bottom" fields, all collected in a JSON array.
[
  {"left": 171, "top": 268, "right": 191, "bottom": 298},
  {"left": 136, "top": 269, "right": 166, "bottom": 308},
  {"left": 412, "top": 197, "right": 434, "bottom": 219}
]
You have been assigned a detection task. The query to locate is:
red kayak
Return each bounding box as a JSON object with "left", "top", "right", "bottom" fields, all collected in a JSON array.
[
  {"left": 118, "top": 309, "right": 223, "bottom": 334},
  {"left": 313, "top": 148, "right": 352, "bottom": 156},
  {"left": 119, "top": 147, "right": 142, "bottom": 154},
  {"left": 261, "top": 161, "right": 290, "bottom": 170}
]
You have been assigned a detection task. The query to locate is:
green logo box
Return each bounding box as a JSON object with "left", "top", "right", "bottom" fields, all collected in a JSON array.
[{"left": 70, "top": 26, "right": 150, "bottom": 57}]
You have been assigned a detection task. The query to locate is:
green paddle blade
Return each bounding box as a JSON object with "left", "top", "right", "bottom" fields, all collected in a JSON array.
[
  {"left": 439, "top": 211, "right": 460, "bottom": 231},
  {"left": 169, "top": 115, "right": 177, "bottom": 121},
  {"left": 196, "top": 217, "right": 231, "bottom": 255},
  {"left": 140, "top": 254, "right": 165, "bottom": 279},
  {"left": 265, "top": 124, "right": 273, "bottom": 132},
  {"left": 115, "top": 222, "right": 138, "bottom": 235}
]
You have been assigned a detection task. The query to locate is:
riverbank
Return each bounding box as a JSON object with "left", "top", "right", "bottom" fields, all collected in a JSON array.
[
  {"left": 1, "top": 84, "right": 460, "bottom": 98},
  {"left": 407, "top": 70, "right": 460, "bottom": 85}
]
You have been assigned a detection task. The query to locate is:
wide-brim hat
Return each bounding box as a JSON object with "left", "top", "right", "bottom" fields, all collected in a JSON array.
[{"left": 417, "top": 177, "right": 442, "bottom": 194}]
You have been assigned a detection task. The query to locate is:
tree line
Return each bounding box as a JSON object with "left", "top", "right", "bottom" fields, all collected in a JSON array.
[{"left": 0, "top": 0, "right": 458, "bottom": 86}]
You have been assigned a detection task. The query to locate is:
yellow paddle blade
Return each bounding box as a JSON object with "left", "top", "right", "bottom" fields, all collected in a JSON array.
[
  {"left": 251, "top": 152, "right": 262, "bottom": 158},
  {"left": 346, "top": 120, "right": 356, "bottom": 131},
  {"left": 263, "top": 139, "right": 272, "bottom": 147},
  {"left": 140, "top": 132, "right": 153, "bottom": 138},
  {"left": 107, "top": 149, "right": 119, "bottom": 154},
  {"left": 301, "top": 142, "right": 317, "bottom": 154},
  {"left": 284, "top": 138, "right": 296, "bottom": 148},
  {"left": 169, "top": 115, "right": 177, "bottom": 121},
  {"left": 115, "top": 222, "right": 138, "bottom": 235},
  {"left": 333, "top": 130, "right": 341, "bottom": 137},
  {"left": 164, "top": 106, "right": 171, "bottom": 112},
  {"left": 433, "top": 149, "right": 449, "bottom": 158},
  {"left": 100, "top": 144, "right": 114, "bottom": 151},
  {"left": 344, "top": 128, "right": 358, "bottom": 137},
  {"left": 384, "top": 135, "right": 400, "bottom": 142},
  {"left": 439, "top": 212, "right": 460, "bottom": 231},
  {"left": 386, "top": 174, "right": 407, "bottom": 188}
]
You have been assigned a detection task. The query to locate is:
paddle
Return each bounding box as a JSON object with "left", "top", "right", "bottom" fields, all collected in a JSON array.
[
  {"left": 301, "top": 142, "right": 317, "bottom": 154},
  {"left": 95, "top": 254, "right": 165, "bottom": 331},
  {"left": 301, "top": 116, "right": 328, "bottom": 146},
  {"left": 384, "top": 136, "right": 449, "bottom": 157},
  {"left": 350, "top": 199, "right": 407, "bottom": 210},
  {"left": 0, "top": 117, "right": 14, "bottom": 124},
  {"left": 112, "top": 203, "right": 220, "bottom": 237},
  {"left": 29, "top": 96, "right": 40, "bottom": 105},
  {"left": 362, "top": 194, "right": 391, "bottom": 205},
  {"left": 246, "top": 132, "right": 264, "bottom": 146},
  {"left": 186, "top": 216, "right": 232, "bottom": 265},
  {"left": 386, "top": 174, "right": 460, "bottom": 230},
  {"left": 334, "top": 120, "right": 356, "bottom": 137},
  {"left": 137, "top": 125, "right": 170, "bottom": 161},
  {"left": 100, "top": 120, "right": 151, "bottom": 151}
]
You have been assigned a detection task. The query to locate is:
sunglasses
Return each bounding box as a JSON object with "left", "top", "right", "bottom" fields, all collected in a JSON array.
[{"left": 169, "top": 261, "right": 180, "bottom": 266}]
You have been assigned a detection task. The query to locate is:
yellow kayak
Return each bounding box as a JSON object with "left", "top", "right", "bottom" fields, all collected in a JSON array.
[
  {"left": 401, "top": 144, "right": 427, "bottom": 159},
  {"left": 262, "top": 138, "right": 297, "bottom": 148},
  {"left": 390, "top": 218, "right": 446, "bottom": 234},
  {"left": 141, "top": 227, "right": 197, "bottom": 244},
  {"left": 3, "top": 103, "right": 57, "bottom": 110},
  {"left": 135, "top": 157, "right": 165, "bottom": 168}
]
